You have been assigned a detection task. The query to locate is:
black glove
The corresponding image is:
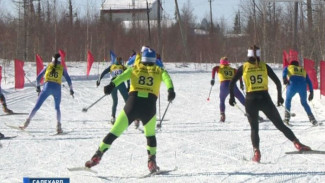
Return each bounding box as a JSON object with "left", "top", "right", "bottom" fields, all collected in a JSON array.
[
  {"left": 229, "top": 96, "right": 236, "bottom": 106},
  {"left": 308, "top": 91, "right": 314, "bottom": 101},
  {"left": 210, "top": 79, "right": 215, "bottom": 86},
  {"left": 36, "top": 86, "right": 41, "bottom": 93},
  {"left": 104, "top": 82, "right": 115, "bottom": 95},
  {"left": 277, "top": 95, "right": 284, "bottom": 106},
  {"left": 96, "top": 80, "right": 100, "bottom": 87},
  {"left": 283, "top": 78, "right": 289, "bottom": 85},
  {"left": 70, "top": 89, "right": 74, "bottom": 96},
  {"left": 167, "top": 88, "right": 176, "bottom": 102}
]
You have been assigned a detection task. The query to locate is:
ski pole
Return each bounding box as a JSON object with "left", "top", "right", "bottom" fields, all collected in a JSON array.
[
  {"left": 156, "top": 101, "right": 171, "bottom": 129},
  {"left": 207, "top": 86, "right": 213, "bottom": 101},
  {"left": 24, "top": 73, "right": 37, "bottom": 88},
  {"left": 82, "top": 95, "right": 106, "bottom": 112},
  {"left": 235, "top": 104, "right": 247, "bottom": 116}
]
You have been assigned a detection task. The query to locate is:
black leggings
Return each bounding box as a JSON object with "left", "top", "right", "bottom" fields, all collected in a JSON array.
[{"left": 245, "top": 91, "right": 297, "bottom": 149}]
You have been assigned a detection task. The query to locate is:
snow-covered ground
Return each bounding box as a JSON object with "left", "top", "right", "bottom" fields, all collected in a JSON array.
[{"left": 0, "top": 60, "right": 325, "bottom": 183}]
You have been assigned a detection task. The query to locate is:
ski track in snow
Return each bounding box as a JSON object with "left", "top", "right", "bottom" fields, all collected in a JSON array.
[{"left": 0, "top": 62, "right": 325, "bottom": 183}]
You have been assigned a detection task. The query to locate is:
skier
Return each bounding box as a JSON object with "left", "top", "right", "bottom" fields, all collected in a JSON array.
[
  {"left": 85, "top": 48, "right": 175, "bottom": 173},
  {"left": 96, "top": 56, "right": 128, "bottom": 124},
  {"left": 282, "top": 60, "right": 317, "bottom": 126},
  {"left": 229, "top": 45, "right": 311, "bottom": 163},
  {"left": 210, "top": 57, "right": 245, "bottom": 122},
  {"left": 0, "top": 66, "right": 13, "bottom": 114},
  {"left": 19, "top": 53, "right": 74, "bottom": 133}
]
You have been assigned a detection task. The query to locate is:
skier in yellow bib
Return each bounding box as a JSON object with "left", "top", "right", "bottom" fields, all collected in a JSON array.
[
  {"left": 85, "top": 48, "right": 175, "bottom": 173},
  {"left": 229, "top": 45, "right": 311, "bottom": 163}
]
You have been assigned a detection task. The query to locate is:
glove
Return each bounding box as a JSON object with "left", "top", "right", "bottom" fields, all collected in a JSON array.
[
  {"left": 104, "top": 82, "right": 115, "bottom": 95},
  {"left": 283, "top": 78, "right": 289, "bottom": 85},
  {"left": 210, "top": 79, "right": 215, "bottom": 86},
  {"left": 308, "top": 91, "right": 313, "bottom": 101},
  {"left": 70, "top": 89, "right": 74, "bottom": 96},
  {"left": 36, "top": 86, "right": 41, "bottom": 93},
  {"left": 277, "top": 95, "right": 284, "bottom": 106},
  {"left": 96, "top": 80, "right": 100, "bottom": 87},
  {"left": 229, "top": 97, "right": 236, "bottom": 106},
  {"left": 167, "top": 88, "right": 176, "bottom": 102}
]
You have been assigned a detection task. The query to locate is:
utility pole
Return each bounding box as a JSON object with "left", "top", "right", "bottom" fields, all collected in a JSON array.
[
  {"left": 174, "top": 0, "right": 190, "bottom": 64},
  {"left": 208, "top": 0, "right": 214, "bottom": 34},
  {"left": 146, "top": 0, "right": 152, "bottom": 45},
  {"left": 157, "top": 0, "right": 162, "bottom": 55}
]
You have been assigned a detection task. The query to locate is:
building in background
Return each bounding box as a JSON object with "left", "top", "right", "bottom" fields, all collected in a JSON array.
[{"left": 100, "top": 0, "right": 162, "bottom": 21}]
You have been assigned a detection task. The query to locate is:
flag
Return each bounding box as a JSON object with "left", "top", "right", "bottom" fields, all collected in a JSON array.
[
  {"left": 59, "top": 49, "right": 67, "bottom": 70},
  {"left": 321, "top": 61, "right": 325, "bottom": 96},
  {"left": 86, "top": 50, "right": 95, "bottom": 77},
  {"left": 110, "top": 50, "right": 116, "bottom": 64},
  {"left": 303, "top": 58, "right": 318, "bottom": 90},
  {"left": 36, "top": 54, "right": 44, "bottom": 84},
  {"left": 289, "top": 49, "right": 298, "bottom": 63},
  {"left": 0, "top": 66, "right": 2, "bottom": 83},
  {"left": 283, "top": 50, "right": 289, "bottom": 68},
  {"left": 14, "top": 59, "right": 25, "bottom": 89}
]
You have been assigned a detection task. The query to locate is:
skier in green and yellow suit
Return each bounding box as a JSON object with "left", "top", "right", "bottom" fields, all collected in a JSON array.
[{"left": 85, "top": 48, "right": 176, "bottom": 173}]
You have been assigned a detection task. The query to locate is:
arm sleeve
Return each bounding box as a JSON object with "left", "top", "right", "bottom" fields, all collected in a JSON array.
[
  {"left": 162, "top": 70, "right": 174, "bottom": 89},
  {"left": 282, "top": 67, "right": 288, "bottom": 80},
  {"left": 98, "top": 66, "right": 111, "bottom": 81},
  {"left": 306, "top": 74, "right": 313, "bottom": 92},
  {"left": 229, "top": 66, "right": 243, "bottom": 98},
  {"left": 36, "top": 67, "right": 47, "bottom": 86},
  {"left": 63, "top": 69, "right": 73, "bottom": 88},
  {"left": 267, "top": 64, "right": 282, "bottom": 96},
  {"left": 112, "top": 67, "right": 132, "bottom": 86},
  {"left": 211, "top": 66, "right": 219, "bottom": 79}
]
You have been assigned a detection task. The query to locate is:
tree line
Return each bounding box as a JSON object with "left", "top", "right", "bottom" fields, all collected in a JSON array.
[{"left": 0, "top": 0, "right": 324, "bottom": 68}]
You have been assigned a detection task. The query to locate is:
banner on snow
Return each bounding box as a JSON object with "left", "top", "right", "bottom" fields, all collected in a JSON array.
[
  {"left": 303, "top": 58, "right": 318, "bottom": 90},
  {"left": 86, "top": 50, "right": 94, "bottom": 77},
  {"left": 14, "top": 59, "right": 25, "bottom": 89}
]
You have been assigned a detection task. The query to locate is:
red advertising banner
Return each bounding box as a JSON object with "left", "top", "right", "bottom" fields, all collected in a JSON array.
[
  {"left": 283, "top": 50, "right": 289, "bottom": 68},
  {"left": 303, "top": 58, "right": 318, "bottom": 90},
  {"left": 87, "top": 50, "right": 95, "bottom": 77},
  {"left": 59, "top": 49, "right": 67, "bottom": 70},
  {"left": 14, "top": 59, "right": 25, "bottom": 89},
  {"left": 36, "top": 54, "right": 44, "bottom": 84},
  {"left": 320, "top": 61, "right": 325, "bottom": 96}
]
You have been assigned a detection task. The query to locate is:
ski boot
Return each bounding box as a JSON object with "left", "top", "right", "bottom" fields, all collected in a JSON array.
[
  {"left": 252, "top": 148, "right": 261, "bottom": 163},
  {"left": 19, "top": 118, "right": 30, "bottom": 130},
  {"left": 220, "top": 113, "right": 225, "bottom": 122},
  {"left": 85, "top": 150, "right": 103, "bottom": 168},
  {"left": 0, "top": 132, "right": 4, "bottom": 139},
  {"left": 308, "top": 114, "right": 318, "bottom": 126},
  {"left": 56, "top": 123, "right": 63, "bottom": 134},
  {"left": 2, "top": 104, "right": 13, "bottom": 114},
  {"left": 148, "top": 155, "right": 160, "bottom": 173},
  {"left": 134, "top": 120, "right": 140, "bottom": 129},
  {"left": 284, "top": 110, "right": 291, "bottom": 126},
  {"left": 293, "top": 139, "right": 311, "bottom": 151},
  {"left": 110, "top": 117, "right": 115, "bottom": 125}
]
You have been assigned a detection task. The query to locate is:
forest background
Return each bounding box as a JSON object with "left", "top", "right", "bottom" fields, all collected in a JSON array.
[{"left": 0, "top": 0, "right": 324, "bottom": 71}]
